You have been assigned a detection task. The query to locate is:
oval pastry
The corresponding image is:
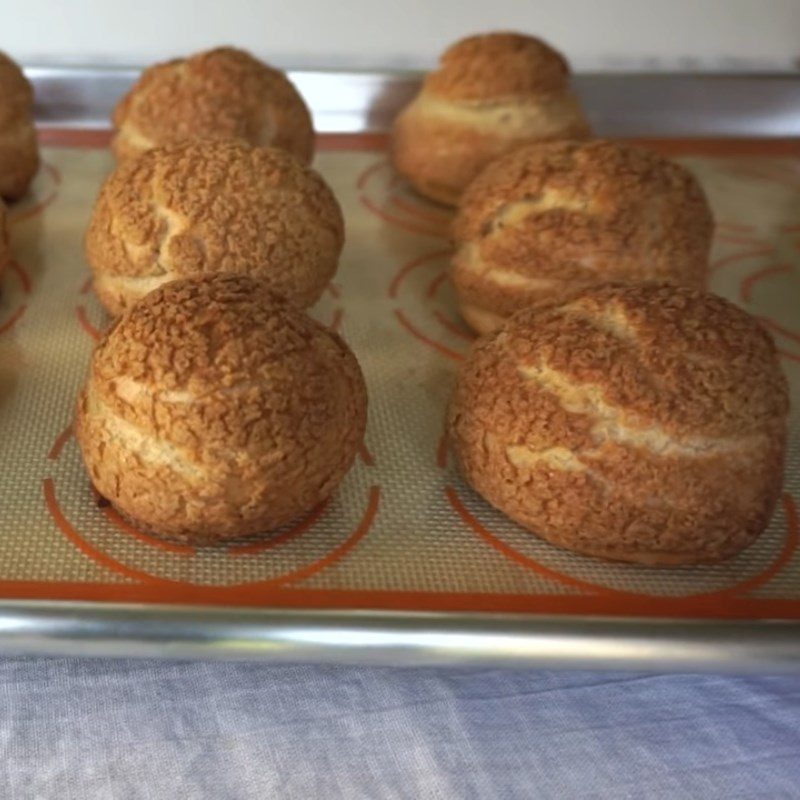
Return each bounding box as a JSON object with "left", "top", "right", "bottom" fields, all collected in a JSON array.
[
  {"left": 85, "top": 139, "right": 344, "bottom": 316},
  {"left": 392, "top": 32, "right": 590, "bottom": 206},
  {"left": 75, "top": 274, "right": 368, "bottom": 544},
  {"left": 112, "top": 47, "right": 314, "bottom": 163},
  {"left": 448, "top": 283, "right": 788, "bottom": 565},
  {"left": 451, "top": 140, "right": 714, "bottom": 334},
  {"left": 0, "top": 199, "right": 9, "bottom": 279},
  {"left": 0, "top": 52, "right": 39, "bottom": 201}
]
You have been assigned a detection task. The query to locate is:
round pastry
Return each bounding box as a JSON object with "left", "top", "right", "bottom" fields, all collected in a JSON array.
[
  {"left": 75, "top": 274, "right": 368, "bottom": 543},
  {"left": 392, "top": 32, "right": 590, "bottom": 206},
  {"left": 0, "top": 200, "right": 9, "bottom": 279},
  {"left": 451, "top": 140, "right": 714, "bottom": 334},
  {"left": 447, "top": 283, "right": 788, "bottom": 566},
  {"left": 0, "top": 52, "right": 39, "bottom": 201},
  {"left": 112, "top": 47, "right": 314, "bottom": 164},
  {"left": 85, "top": 139, "right": 344, "bottom": 316}
]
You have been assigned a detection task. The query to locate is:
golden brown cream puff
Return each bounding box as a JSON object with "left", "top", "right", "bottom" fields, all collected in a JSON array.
[
  {"left": 0, "top": 200, "right": 9, "bottom": 279},
  {"left": 0, "top": 52, "right": 39, "bottom": 201},
  {"left": 451, "top": 140, "right": 714, "bottom": 334},
  {"left": 392, "top": 32, "right": 590, "bottom": 206},
  {"left": 85, "top": 139, "right": 344, "bottom": 316},
  {"left": 112, "top": 47, "right": 314, "bottom": 163},
  {"left": 75, "top": 274, "right": 368, "bottom": 544},
  {"left": 448, "top": 283, "right": 788, "bottom": 566}
]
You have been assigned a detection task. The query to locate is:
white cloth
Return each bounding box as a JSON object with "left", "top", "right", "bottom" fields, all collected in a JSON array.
[{"left": 0, "top": 660, "right": 798, "bottom": 799}]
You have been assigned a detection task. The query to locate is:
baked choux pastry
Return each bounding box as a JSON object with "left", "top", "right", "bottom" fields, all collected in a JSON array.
[
  {"left": 451, "top": 140, "right": 714, "bottom": 334},
  {"left": 75, "top": 274, "right": 368, "bottom": 544},
  {"left": 0, "top": 52, "right": 39, "bottom": 201},
  {"left": 85, "top": 139, "right": 344, "bottom": 316},
  {"left": 0, "top": 200, "right": 9, "bottom": 279},
  {"left": 448, "top": 283, "right": 788, "bottom": 566},
  {"left": 112, "top": 47, "right": 314, "bottom": 164},
  {"left": 392, "top": 32, "right": 590, "bottom": 206}
]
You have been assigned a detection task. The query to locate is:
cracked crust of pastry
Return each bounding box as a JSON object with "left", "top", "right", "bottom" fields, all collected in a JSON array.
[
  {"left": 0, "top": 52, "right": 39, "bottom": 201},
  {"left": 447, "top": 283, "right": 788, "bottom": 565},
  {"left": 85, "top": 139, "right": 344, "bottom": 316},
  {"left": 451, "top": 140, "right": 714, "bottom": 334},
  {"left": 0, "top": 200, "right": 9, "bottom": 279},
  {"left": 112, "top": 47, "right": 314, "bottom": 164},
  {"left": 391, "top": 32, "right": 590, "bottom": 206},
  {"left": 75, "top": 273, "right": 368, "bottom": 543}
]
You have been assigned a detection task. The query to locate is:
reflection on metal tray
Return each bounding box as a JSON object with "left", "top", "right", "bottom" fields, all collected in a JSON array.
[
  {"left": 27, "top": 67, "right": 800, "bottom": 137},
  {"left": 0, "top": 68, "right": 799, "bottom": 670}
]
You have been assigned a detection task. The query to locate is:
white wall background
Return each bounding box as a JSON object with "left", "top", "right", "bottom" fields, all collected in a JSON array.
[{"left": 2, "top": 0, "right": 798, "bottom": 72}]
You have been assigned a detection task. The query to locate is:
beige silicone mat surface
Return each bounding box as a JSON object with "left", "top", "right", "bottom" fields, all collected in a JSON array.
[{"left": 0, "top": 136, "right": 798, "bottom": 618}]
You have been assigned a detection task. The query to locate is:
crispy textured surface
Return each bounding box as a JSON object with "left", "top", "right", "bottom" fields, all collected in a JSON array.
[
  {"left": 426, "top": 32, "right": 571, "bottom": 100},
  {"left": 85, "top": 139, "right": 344, "bottom": 316},
  {"left": 0, "top": 52, "right": 39, "bottom": 201},
  {"left": 451, "top": 140, "right": 714, "bottom": 333},
  {"left": 447, "top": 283, "right": 788, "bottom": 565},
  {"left": 0, "top": 200, "right": 9, "bottom": 279},
  {"left": 112, "top": 47, "right": 314, "bottom": 163},
  {"left": 75, "top": 274, "right": 368, "bottom": 543},
  {"left": 391, "top": 32, "right": 590, "bottom": 206}
]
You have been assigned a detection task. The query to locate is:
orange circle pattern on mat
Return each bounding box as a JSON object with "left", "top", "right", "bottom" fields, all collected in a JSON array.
[
  {"left": 44, "top": 425, "right": 380, "bottom": 588},
  {"left": 358, "top": 159, "right": 452, "bottom": 239},
  {"left": 0, "top": 130, "right": 798, "bottom": 619}
]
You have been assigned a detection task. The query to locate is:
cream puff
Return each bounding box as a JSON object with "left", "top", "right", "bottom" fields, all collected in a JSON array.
[
  {"left": 448, "top": 283, "right": 788, "bottom": 565},
  {"left": 112, "top": 47, "right": 314, "bottom": 163},
  {"left": 392, "top": 32, "right": 590, "bottom": 206},
  {"left": 451, "top": 140, "right": 714, "bottom": 334},
  {"left": 85, "top": 139, "right": 343, "bottom": 316},
  {"left": 75, "top": 274, "right": 368, "bottom": 543},
  {"left": 0, "top": 200, "right": 9, "bottom": 279},
  {"left": 0, "top": 52, "right": 39, "bottom": 201}
]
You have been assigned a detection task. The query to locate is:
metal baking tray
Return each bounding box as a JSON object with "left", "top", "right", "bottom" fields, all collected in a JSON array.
[{"left": 0, "top": 67, "right": 798, "bottom": 670}]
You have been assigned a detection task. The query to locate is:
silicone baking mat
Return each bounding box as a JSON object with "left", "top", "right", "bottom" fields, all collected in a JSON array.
[{"left": 0, "top": 132, "right": 798, "bottom": 619}]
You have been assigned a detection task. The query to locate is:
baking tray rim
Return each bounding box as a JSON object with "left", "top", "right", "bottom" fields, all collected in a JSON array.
[
  {"left": 1, "top": 600, "right": 800, "bottom": 672},
  {"left": 25, "top": 66, "right": 800, "bottom": 137}
]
